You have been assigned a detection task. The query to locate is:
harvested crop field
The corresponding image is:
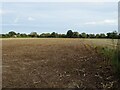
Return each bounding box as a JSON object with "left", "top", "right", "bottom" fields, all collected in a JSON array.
[{"left": 2, "top": 38, "right": 120, "bottom": 89}]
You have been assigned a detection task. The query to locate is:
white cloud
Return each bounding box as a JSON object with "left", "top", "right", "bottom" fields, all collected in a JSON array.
[
  {"left": 28, "top": 17, "right": 35, "bottom": 21},
  {"left": 103, "top": 19, "right": 117, "bottom": 24},
  {"left": 85, "top": 22, "right": 97, "bottom": 25},
  {"left": 84, "top": 19, "right": 117, "bottom": 25}
]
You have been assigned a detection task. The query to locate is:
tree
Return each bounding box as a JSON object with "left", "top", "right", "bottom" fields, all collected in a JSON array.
[
  {"left": 1, "top": 34, "right": 7, "bottom": 38},
  {"left": 0, "top": 34, "right": 2, "bottom": 38},
  {"left": 20, "top": 33, "right": 27, "bottom": 37},
  {"left": 66, "top": 30, "right": 73, "bottom": 38},
  {"left": 96, "top": 34, "right": 100, "bottom": 38},
  {"left": 8, "top": 31, "right": 16, "bottom": 37},
  {"left": 89, "top": 34, "right": 95, "bottom": 38},
  {"left": 111, "top": 31, "right": 118, "bottom": 39},
  {"left": 87, "top": 34, "right": 89, "bottom": 38},
  {"left": 118, "top": 33, "right": 120, "bottom": 39},
  {"left": 72, "top": 32, "right": 79, "bottom": 38},
  {"left": 107, "top": 31, "right": 118, "bottom": 39},
  {"left": 107, "top": 33, "right": 111, "bottom": 38},
  {"left": 99, "top": 33, "right": 106, "bottom": 38},
  {"left": 81, "top": 32, "right": 87, "bottom": 38},
  {"left": 29, "top": 32, "right": 38, "bottom": 37},
  {"left": 1, "top": 30, "right": 119, "bottom": 39},
  {"left": 51, "top": 32, "right": 58, "bottom": 38},
  {"left": 16, "top": 33, "right": 20, "bottom": 37},
  {"left": 58, "top": 34, "right": 66, "bottom": 38},
  {"left": 40, "top": 33, "right": 51, "bottom": 38}
]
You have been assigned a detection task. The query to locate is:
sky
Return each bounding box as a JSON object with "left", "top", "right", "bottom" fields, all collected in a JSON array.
[{"left": 1, "top": 2, "right": 118, "bottom": 34}]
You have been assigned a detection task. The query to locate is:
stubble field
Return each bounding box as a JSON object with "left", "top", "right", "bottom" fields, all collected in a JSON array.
[{"left": 2, "top": 38, "right": 120, "bottom": 89}]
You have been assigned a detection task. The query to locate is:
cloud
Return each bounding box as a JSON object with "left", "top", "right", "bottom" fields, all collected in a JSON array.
[
  {"left": 28, "top": 17, "right": 35, "bottom": 21},
  {"left": 14, "top": 16, "right": 35, "bottom": 23},
  {"left": 103, "top": 19, "right": 117, "bottom": 24},
  {"left": 84, "top": 22, "right": 97, "bottom": 25},
  {"left": 84, "top": 19, "right": 117, "bottom": 25}
]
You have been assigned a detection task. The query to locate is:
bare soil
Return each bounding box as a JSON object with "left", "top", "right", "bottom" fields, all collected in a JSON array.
[{"left": 2, "top": 38, "right": 120, "bottom": 89}]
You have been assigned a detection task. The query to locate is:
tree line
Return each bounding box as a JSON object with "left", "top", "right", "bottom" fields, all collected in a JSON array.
[{"left": 1, "top": 30, "right": 120, "bottom": 39}]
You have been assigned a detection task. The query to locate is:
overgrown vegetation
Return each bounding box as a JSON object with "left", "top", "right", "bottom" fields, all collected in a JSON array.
[
  {"left": 1, "top": 30, "right": 120, "bottom": 39},
  {"left": 95, "top": 41, "right": 120, "bottom": 76}
]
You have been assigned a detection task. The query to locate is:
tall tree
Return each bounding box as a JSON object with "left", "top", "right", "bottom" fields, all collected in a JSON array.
[
  {"left": 67, "top": 30, "right": 73, "bottom": 38},
  {"left": 8, "top": 31, "right": 16, "bottom": 37}
]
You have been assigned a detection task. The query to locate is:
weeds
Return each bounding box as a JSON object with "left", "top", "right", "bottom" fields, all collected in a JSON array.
[{"left": 95, "top": 45, "right": 120, "bottom": 76}]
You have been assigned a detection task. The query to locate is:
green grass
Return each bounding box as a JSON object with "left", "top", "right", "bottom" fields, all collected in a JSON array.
[
  {"left": 86, "top": 39, "right": 120, "bottom": 75},
  {"left": 95, "top": 45, "right": 120, "bottom": 75}
]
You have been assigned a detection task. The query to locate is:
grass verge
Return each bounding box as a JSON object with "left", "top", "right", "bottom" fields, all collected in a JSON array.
[{"left": 95, "top": 46, "right": 120, "bottom": 76}]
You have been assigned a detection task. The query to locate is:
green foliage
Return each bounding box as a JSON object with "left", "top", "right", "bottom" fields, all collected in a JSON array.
[
  {"left": 58, "top": 34, "right": 66, "bottom": 38},
  {"left": 96, "top": 33, "right": 106, "bottom": 38},
  {"left": 50, "top": 32, "right": 58, "bottom": 38},
  {"left": 20, "top": 34, "right": 28, "bottom": 38},
  {"left": 40, "top": 33, "right": 50, "bottom": 38},
  {"left": 8, "top": 31, "right": 16, "bottom": 37},
  {"left": 96, "top": 46, "right": 120, "bottom": 75},
  {"left": 107, "top": 31, "right": 118, "bottom": 39},
  {"left": 81, "top": 32, "right": 87, "bottom": 38},
  {"left": 118, "top": 34, "right": 120, "bottom": 39},
  {"left": 29, "top": 32, "right": 38, "bottom": 37},
  {"left": 72, "top": 32, "right": 79, "bottom": 38},
  {"left": 88, "top": 34, "right": 95, "bottom": 38},
  {"left": 66, "top": 30, "right": 73, "bottom": 38},
  {"left": 99, "top": 33, "right": 106, "bottom": 38},
  {"left": 96, "top": 34, "right": 100, "bottom": 38},
  {"left": 113, "top": 50, "right": 120, "bottom": 73},
  {"left": 1, "top": 30, "right": 119, "bottom": 39}
]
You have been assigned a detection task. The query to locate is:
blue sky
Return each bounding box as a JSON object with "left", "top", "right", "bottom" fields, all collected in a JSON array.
[{"left": 1, "top": 2, "right": 118, "bottom": 34}]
